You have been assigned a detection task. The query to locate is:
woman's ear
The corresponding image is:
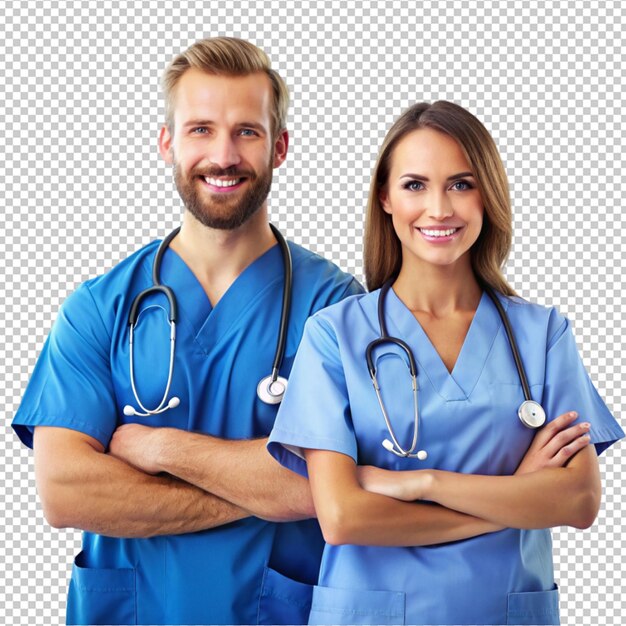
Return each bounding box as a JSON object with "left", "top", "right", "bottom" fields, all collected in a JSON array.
[{"left": 380, "top": 187, "right": 392, "bottom": 214}]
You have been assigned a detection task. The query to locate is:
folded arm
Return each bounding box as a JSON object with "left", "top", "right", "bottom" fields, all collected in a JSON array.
[
  {"left": 34, "top": 426, "right": 248, "bottom": 538},
  {"left": 307, "top": 410, "right": 595, "bottom": 545},
  {"left": 109, "top": 425, "right": 315, "bottom": 522},
  {"left": 360, "top": 412, "right": 599, "bottom": 530},
  {"left": 305, "top": 448, "right": 502, "bottom": 546},
  {"left": 421, "top": 444, "right": 600, "bottom": 529}
]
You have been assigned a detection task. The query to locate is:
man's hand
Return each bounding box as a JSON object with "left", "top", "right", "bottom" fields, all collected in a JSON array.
[
  {"left": 515, "top": 411, "right": 591, "bottom": 475},
  {"left": 109, "top": 424, "right": 165, "bottom": 475}
]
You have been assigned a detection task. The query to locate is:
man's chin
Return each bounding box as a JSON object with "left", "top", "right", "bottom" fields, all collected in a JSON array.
[{"left": 185, "top": 202, "right": 260, "bottom": 231}]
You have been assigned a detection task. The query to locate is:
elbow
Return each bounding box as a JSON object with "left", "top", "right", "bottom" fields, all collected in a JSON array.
[
  {"left": 36, "top": 470, "right": 81, "bottom": 530},
  {"left": 43, "top": 511, "right": 71, "bottom": 530},
  {"left": 39, "top": 492, "right": 73, "bottom": 530},
  {"left": 569, "top": 487, "right": 601, "bottom": 530},
  {"left": 317, "top": 502, "right": 356, "bottom": 546}
]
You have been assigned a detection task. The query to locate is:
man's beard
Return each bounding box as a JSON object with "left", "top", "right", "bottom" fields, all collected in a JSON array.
[{"left": 173, "top": 158, "right": 273, "bottom": 231}]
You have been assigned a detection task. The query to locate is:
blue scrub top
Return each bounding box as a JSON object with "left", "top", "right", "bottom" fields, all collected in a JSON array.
[
  {"left": 13, "top": 237, "right": 362, "bottom": 626},
  {"left": 268, "top": 288, "right": 624, "bottom": 626}
]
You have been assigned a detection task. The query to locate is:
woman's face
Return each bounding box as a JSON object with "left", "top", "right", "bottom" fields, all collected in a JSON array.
[{"left": 380, "top": 127, "right": 484, "bottom": 272}]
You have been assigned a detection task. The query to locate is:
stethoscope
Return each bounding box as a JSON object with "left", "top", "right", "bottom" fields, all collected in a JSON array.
[
  {"left": 123, "top": 224, "right": 292, "bottom": 417},
  {"left": 365, "top": 279, "right": 546, "bottom": 460}
]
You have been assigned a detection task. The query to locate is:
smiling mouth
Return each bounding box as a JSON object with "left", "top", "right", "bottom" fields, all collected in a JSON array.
[
  {"left": 418, "top": 227, "right": 461, "bottom": 237},
  {"left": 203, "top": 176, "right": 245, "bottom": 188}
]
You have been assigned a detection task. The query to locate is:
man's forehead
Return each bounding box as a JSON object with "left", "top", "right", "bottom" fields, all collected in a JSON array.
[{"left": 173, "top": 69, "right": 273, "bottom": 125}]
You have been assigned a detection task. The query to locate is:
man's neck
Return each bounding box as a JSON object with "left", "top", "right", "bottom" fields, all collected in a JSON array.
[{"left": 168, "top": 208, "right": 276, "bottom": 306}]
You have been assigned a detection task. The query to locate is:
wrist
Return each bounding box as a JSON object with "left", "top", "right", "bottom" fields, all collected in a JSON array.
[{"left": 420, "top": 469, "right": 436, "bottom": 501}]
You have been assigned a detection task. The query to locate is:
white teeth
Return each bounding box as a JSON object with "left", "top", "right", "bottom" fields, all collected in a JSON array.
[
  {"left": 420, "top": 228, "right": 458, "bottom": 237},
  {"left": 205, "top": 177, "right": 242, "bottom": 187}
]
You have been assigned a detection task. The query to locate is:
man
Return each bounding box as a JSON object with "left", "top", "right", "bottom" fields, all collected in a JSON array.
[{"left": 13, "top": 37, "right": 362, "bottom": 625}]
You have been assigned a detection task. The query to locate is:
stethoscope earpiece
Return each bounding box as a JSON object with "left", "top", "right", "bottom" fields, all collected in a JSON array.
[{"left": 382, "top": 439, "right": 428, "bottom": 460}]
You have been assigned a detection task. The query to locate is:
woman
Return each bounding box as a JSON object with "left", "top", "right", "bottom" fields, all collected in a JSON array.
[{"left": 268, "top": 101, "right": 623, "bottom": 625}]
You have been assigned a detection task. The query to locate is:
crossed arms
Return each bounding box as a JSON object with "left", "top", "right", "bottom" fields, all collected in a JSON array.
[{"left": 34, "top": 410, "right": 598, "bottom": 543}]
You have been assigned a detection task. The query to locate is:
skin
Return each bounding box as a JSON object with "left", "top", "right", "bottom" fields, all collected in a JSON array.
[
  {"left": 38, "top": 86, "right": 599, "bottom": 541},
  {"left": 34, "top": 70, "right": 304, "bottom": 535},
  {"left": 304, "top": 128, "right": 602, "bottom": 546},
  {"left": 109, "top": 406, "right": 591, "bottom": 542}
]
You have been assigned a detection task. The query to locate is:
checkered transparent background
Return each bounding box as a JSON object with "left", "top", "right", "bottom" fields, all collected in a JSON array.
[{"left": 1, "top": 1, "right": 624, "bottom": 624}]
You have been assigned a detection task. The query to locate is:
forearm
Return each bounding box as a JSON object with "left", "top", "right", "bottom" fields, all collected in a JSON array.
[
  {"left": 35, "top": 429, "right": 248, "bottom": 537},
  {"left": 307, "top": 450, "right": 502, "bottom": 546},
  {"left": 423, "top": 449, "right": 600, "bottom": 529},
  {"left": 152, "top": 429, "right": 315, "bottom": 522},
  {"left": 326, "top": 491, "right": 502, "bottom": 546}
]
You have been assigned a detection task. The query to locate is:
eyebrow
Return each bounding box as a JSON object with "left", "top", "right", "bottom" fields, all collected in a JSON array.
[
  {"left": 399, "top": 171, "right": 475, "bottom": 181},
  {"left": 182, "top": 119, "right": 214, "bottom": 129},
  {"left": 182, "top": 120, "right": 267, "bottom": 133}
]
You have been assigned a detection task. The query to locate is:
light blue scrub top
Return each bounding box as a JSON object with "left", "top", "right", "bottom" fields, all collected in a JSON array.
[
  {"left": 13, "top": 238, "right": 362, "bottom": 626},
  {"left": 268, "top": 288, "right": 624, "bottom": 626}
]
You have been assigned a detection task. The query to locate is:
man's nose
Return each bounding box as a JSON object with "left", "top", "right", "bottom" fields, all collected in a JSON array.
[{"left": 209, "top": 133, "right": 241, "bottom": 169}]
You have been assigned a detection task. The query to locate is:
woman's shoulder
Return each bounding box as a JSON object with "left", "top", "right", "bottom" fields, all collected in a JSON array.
[
  {"left": 498, "top": 292, "right": 568, "bottom": 347},
  {"left": 308, "top": 289, "right": 378, "bottom": 325}
]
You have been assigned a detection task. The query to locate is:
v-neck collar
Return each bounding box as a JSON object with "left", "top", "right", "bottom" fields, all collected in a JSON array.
[
  {"left": 159, "top": 242, "right": 286, "bottom": 353},
  {"left": 384, "top": 286, "right": 505, "bottom": 401}
]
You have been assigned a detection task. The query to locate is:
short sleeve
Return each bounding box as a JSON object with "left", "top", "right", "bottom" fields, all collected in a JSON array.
[
  {"left": 542, "top": 313, "right": 624, "bottom": 455},
  {"left": 267, "top": 315, "right": 357, "bottom": 478},
  {"left": 12, "top": 283, "right": 118, "bottom": 449}
]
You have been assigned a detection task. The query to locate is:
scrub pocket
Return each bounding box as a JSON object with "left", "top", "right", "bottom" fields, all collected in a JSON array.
[
  {"left": 308, "top": 584, "right": 405, "bottom": 625},
  {"left": 66, "top": 551, "right": 136, "bottom": 625},
  {"left": 507, "top": 585, "right": 560, "bottom": 625},
  {"left": 257, "top": 566, "right": 314, "bottom": 625}
]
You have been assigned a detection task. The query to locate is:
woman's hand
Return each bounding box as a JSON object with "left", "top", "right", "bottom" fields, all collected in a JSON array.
[
  {"left": 515, "top": 411, "right": 591, "bottom": 475},
  {"left": 357, "top": 410, "right": 591, "bottom": 501}
]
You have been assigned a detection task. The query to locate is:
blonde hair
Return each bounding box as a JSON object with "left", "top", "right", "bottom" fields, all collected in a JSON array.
[
  {"left": 364, "top": 101, "right": 515, "bottom": 296},
  {"left": 162, "top": 37, "right": 289, "bottom": 138}
]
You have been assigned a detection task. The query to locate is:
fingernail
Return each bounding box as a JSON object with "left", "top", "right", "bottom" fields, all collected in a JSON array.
[
  {"left": 569, "top": 412, "right": 578, "bottom": 417},
  {"left": 581, "top": 422, "right": 590, "bottom": 429},
  {"left": 582, "top": 435, "right": 591, "bottom": 441}
]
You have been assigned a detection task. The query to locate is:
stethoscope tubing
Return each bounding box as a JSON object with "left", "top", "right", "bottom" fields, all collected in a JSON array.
[
  {"left": 482, "top": 283, "right": 533, "bottom": 402},
  {"left": 369, "top": 278, "right": 545, "bottom": 459},
  {"left": 268, "top": 223, "right": 292, "bottom": 385},
  {"left": 125, "top": 224, "right": 292, "bottom": 416}
]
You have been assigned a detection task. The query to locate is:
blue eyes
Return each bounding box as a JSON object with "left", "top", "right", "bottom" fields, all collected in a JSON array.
[
  {"left": 451, "top": 180, "right": 473, "bottom": 191},
  {"left": 403, "top": 180, "right": 474, "bottom": 192},
  {"left": 405, "top": 181, "right": 425, "bottom": 191},
  {"left": 190, "top": 128, "right": 258, "bottom": 137}
]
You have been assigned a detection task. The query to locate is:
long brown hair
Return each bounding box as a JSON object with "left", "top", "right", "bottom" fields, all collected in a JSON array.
[{"left": 364, "top": 101, "right": 515, "bottom": 296}]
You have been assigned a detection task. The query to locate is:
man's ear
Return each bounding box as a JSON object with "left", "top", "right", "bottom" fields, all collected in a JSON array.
[
  {"left": 158, "top": 125, "right": 174, "bottom": 165},
  {"left": 272, "top": 129, "right": 289, "bottom": 168}
]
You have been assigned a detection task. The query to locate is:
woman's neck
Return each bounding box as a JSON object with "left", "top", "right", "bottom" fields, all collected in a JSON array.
[{"left": 392, "top": 257, "right": 482, "bottom": 318}]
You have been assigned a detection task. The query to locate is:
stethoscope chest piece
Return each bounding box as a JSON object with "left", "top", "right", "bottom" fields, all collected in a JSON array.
[
  {"left": 518, "top": 400, "right": 546, "bottom": 429},
  {"left": 257, "top": 375, "right": 288, "bottom": 404}
]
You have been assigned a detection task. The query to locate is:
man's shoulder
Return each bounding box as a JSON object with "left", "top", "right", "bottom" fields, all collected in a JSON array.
[
  {"left": 59, "top": 240, "right": 159, "bottom": 323},
  {"left": 80, "top": 239, "right": 159, "bottom": 297},
  {"left": 288, "top": 240, "right": 363, "bottom": 292}
]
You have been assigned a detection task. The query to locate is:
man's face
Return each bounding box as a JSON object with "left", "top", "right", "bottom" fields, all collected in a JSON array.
[{"left": 159, "top": 69, "right": 288, "bottom": 230}]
